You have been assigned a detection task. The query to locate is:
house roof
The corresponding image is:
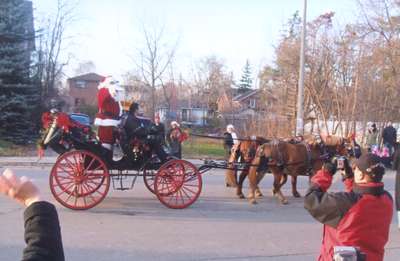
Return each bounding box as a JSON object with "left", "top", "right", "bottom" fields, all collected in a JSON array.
[
  {"left": 157, "top": 99, "right": 208, "bottom": 110},
  {"left": 233, "top": 89, "right": 261, "bottom": 102},
  {"left": 68, "top": 73, "right": 105, "bottom": 82}
]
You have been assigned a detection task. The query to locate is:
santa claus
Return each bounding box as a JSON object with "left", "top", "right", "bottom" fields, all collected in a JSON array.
[{"left": 94, "top": 76, "right": 125, "bottom": 151}]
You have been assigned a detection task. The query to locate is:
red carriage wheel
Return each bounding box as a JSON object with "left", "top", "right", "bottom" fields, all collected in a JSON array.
[
  {"left": 154, "top": 159, "right": 202, "bottom": 209},
  {"left": 50, "top": 150, "right": 110, "bottom": 210}
]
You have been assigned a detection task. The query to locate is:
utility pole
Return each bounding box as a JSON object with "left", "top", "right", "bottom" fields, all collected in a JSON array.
[{"left": 296, "top": 0, "right": 307, "bottom": 136}]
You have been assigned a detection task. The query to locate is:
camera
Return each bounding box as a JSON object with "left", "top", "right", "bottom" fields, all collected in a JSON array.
[
  {"left": 334, "top": 156, "right": 354, "bottom": 180},
  {"left": 337, "top": 156, "right": 346, "bottom": 170}
]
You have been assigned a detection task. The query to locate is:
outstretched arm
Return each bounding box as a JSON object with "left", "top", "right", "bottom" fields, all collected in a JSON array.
[
  {"left": 0, "top": 169, "right": 65, "bottom": 261},
  {"left": 304, "top": 168, "right": 357, "bottom": 228}
]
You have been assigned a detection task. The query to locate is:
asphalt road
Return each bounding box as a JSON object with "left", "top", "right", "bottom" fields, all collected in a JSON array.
[{"left": 0, "top": 166, "right": 399, "bottom": 261}]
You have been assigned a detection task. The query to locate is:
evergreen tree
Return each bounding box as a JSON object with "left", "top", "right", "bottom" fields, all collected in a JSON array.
[
  {"left": 238, "top": 60, "right": 253, "bottom": 93},
  {"left": 0, "top": 0, "right": 40, "bottom": 144}
]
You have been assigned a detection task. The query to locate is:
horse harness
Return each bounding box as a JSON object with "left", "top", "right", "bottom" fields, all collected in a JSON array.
[{"left": 266, "top": 139, "right": 328, "bottom": 175}]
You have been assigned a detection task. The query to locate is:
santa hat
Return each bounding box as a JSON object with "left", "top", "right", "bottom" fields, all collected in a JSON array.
[
  {"left": 98, "top": 76, "right": 125, "bottom": 101},
  {"left": 171, "top": 121, "right": 180, "bottom": 127}
]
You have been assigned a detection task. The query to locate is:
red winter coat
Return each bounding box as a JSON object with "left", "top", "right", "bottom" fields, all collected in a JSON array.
[
  {"left": 304, "top": 170, "right": 393, "bottom": 261},
  {"left": 94, "top": 87, "right": 120, "bottom": 127}
]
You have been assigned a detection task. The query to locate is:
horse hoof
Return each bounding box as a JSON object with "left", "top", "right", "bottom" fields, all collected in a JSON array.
[
  {"left": 238, "top": 194, "right": 245, "bottom": 199},
  {"left": 250, "top": 199, "right": 258, "bottom": 205},
  {"left": 293, "top": 191, "right": 301, "bottom": 198},
  {"left": 255, "top": 192, "right": 263, "bottom": 198},
  {"left": 281, "top": 199, "right": 288, "bottom": 205}
]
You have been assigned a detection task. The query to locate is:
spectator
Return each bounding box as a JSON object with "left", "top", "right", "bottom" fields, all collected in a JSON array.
[
  {"left": 304, "top": 153, "right": 393, "bottom": 261},
  {"left": 348, "top": 133, "right": 362, "bottom": 159},
  {"left": 223, "top": 124, "right": 240, "bottom": 187},
  {"left": 223, "top": 124, "right": 239, "bottom": 159},
  {"left": 366, "top": 123, "right": 379, "bottom": 152},
  {"left": 167, "top": 121, "right": 184, "bottom": 159},
  {"left": 393, "top": 143, "right": 400, "bottom": 229},
  {"left": 0, "top": 169, "right": 65, "bottom": 261},
  {"left": 153, "top": 113, "right": 166, "bottom": 145},
  {"left": 382, "top": 121, "right": 397, "bottom": 155}
]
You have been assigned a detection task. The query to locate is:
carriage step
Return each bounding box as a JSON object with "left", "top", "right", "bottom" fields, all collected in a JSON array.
[
  {"left": 114, "top": 187, "right": 131, "bottom": 191},
  {"left": 111, "top": 175, "right": 137, "bottom": 191}
]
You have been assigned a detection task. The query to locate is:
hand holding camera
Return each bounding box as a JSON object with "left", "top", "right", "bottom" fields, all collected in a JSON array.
[
  {"left": 336, "top": 156, "right": 354, "bottom": 180},
  {"left": 323, "top": 156, "right": 354, "bottom": 179},
  {"left": 323, "top": 161, "right": 337, "bottom": 176}
]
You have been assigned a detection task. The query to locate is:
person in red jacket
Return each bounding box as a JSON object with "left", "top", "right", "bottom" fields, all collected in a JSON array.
[
  {"left": 94, "top": 76, "right": 125, "bottom": 153},
  {"left": 305, "top": 153, "right": 393, "bottom": 261}
]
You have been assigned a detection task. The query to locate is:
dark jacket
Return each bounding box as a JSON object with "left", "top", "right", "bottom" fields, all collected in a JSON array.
[
  {"left": 382, "top": 125, "right": 397, "bottom": 145},
  {"left": 393, "top": 145, "right": 400, "bottom": 211},
  {"left": 154, "top": 123, "right": 166, "bottom": 144},
  {"left": 223, "top": 132, "right": 234, "bottom": 148},
  {"left": 22, "top": 201, "right": 64, "bottom": 261},
  {"left": 124, "top": 114, "right": 147, "bottom": 140},
  {"left": 304, "top": 170, "right": 393, "bottom": 261}
]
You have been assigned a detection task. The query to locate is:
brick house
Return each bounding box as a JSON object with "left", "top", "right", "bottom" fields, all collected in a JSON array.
[{"left": 67, "top": 73, "right": 105, "bottom": 111}]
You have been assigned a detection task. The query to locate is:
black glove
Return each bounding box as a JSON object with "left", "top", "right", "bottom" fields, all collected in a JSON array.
[
  {"left": 148, "top": 124, "right": 159, "bottom": 135},
  {"left": 323, "top": 161, "right": 337, "bottom": 176}
]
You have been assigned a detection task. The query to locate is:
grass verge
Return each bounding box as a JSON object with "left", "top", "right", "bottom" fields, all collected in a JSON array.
[
  {"left": 0, "top": 139, "right": 36, "bottom": 156},
  {"left": 182, "top": 137, "right": 226, "bottom": 159}
]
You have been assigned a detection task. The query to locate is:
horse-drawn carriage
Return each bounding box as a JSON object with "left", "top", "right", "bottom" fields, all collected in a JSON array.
[
  {"left": 39, "top": 109, "right": 202, "bottom": 210},
  {"left": 39, "top": 108, "right": 355, "bottom": 210}
]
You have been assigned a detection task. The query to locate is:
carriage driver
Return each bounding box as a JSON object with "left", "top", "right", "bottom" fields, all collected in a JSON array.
[
  {"left": 94, "top": 76, "right": 125, "bottom": 156},
  {"left": 124, "top": 102, "right": 168, "bottom": 162}
]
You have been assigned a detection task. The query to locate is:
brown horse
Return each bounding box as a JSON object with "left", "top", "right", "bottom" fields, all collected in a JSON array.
[
  {"left": 247, "top": 135, "right": 352, "bottom": 205},
  {"left": 247, "top": 139, "right": 326, "bottom": 205},
  {"left": 281, "top": 135, "right": 352, "bottom": 198},
  {"left": 225, "top": 136, "right": 269, "bottom": 199}
]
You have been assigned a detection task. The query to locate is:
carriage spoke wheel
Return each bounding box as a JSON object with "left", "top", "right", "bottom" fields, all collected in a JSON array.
[
  {"left": 50, "top": 150, "right": 110, "bottom": 210},
  {"left": 154, "top": 159, "right": 202, "bottom": 209}
]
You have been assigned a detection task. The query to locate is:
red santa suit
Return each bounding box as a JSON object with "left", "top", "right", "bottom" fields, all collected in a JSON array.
[{"left": 94, "top": 77, "right": 124, "bottom": 150}]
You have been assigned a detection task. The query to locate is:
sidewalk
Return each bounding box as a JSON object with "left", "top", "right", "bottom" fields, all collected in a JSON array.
[
  {"left": 0, "top": 156, "right": 207, "bottom": 167},
  {"left": 0, "top": 156, "right": 56, "bottom": 167}
]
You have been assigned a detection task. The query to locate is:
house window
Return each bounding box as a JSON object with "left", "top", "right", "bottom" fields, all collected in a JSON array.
[
  {"left": 249, "top": 99, "right": 256, "bottom": 108},
  {"left": 181, "top": 109, "right": 190, "bottom": 121},
  {"left": 75, "top": 80, "right": 86, "bottom": 88}
]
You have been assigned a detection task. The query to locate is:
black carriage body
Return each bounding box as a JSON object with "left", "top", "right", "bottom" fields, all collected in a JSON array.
[{"left": 39, "top": 111, "right": 164, "bottom": 172}]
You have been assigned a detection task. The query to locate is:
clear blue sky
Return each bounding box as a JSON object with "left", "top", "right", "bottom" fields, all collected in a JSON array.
[{"left": 32, "top": 0, "right": 359, "bottom": 83}]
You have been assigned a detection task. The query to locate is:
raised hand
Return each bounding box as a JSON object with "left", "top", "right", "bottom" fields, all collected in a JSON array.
[{"left": 0, "top": 169, "right": 41, "bottom": 207}]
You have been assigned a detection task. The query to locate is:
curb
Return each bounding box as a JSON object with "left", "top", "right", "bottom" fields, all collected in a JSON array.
[{"left": 0, "top": 157, "right": 207, "bottom": 168}]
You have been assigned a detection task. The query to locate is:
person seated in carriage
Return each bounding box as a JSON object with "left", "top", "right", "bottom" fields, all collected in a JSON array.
[{"left": 124, "top": 102, "right": 168, "bottom": 163}]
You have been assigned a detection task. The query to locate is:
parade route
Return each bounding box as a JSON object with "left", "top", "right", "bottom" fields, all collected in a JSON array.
[{"left": 0, "top": 164, "right": 399, "bottom": 261}]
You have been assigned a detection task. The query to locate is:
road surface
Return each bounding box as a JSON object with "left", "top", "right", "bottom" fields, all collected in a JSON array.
[{"left": 0, "top": 165, "right": 399, "bottom": 261}]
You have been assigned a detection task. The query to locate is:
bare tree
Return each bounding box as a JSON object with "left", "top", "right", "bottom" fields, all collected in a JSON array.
[
  {"left": 74, "top": 60, "right": 96, "bottom": 75},
  {"left": 133, "top": 24, "right": 178, "bottom": 118},
  {"left": 37, "top": 0, "right": 76, "bottom": 100},
  {"left": 192, "top": 56, "right": 234, "bottom": 114}
]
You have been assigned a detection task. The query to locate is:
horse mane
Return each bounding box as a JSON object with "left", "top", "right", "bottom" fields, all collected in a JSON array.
[{"left": 255, "top": 136, "right": 270, "bottom": 145}]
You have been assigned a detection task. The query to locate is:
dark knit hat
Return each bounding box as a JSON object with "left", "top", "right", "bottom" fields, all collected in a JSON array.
[
  {"left": 129, "top": 102, "right": 139, "bottom": 113},
  {"left": 354, "top": 153, "right": 385, "bottom": 179}
]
